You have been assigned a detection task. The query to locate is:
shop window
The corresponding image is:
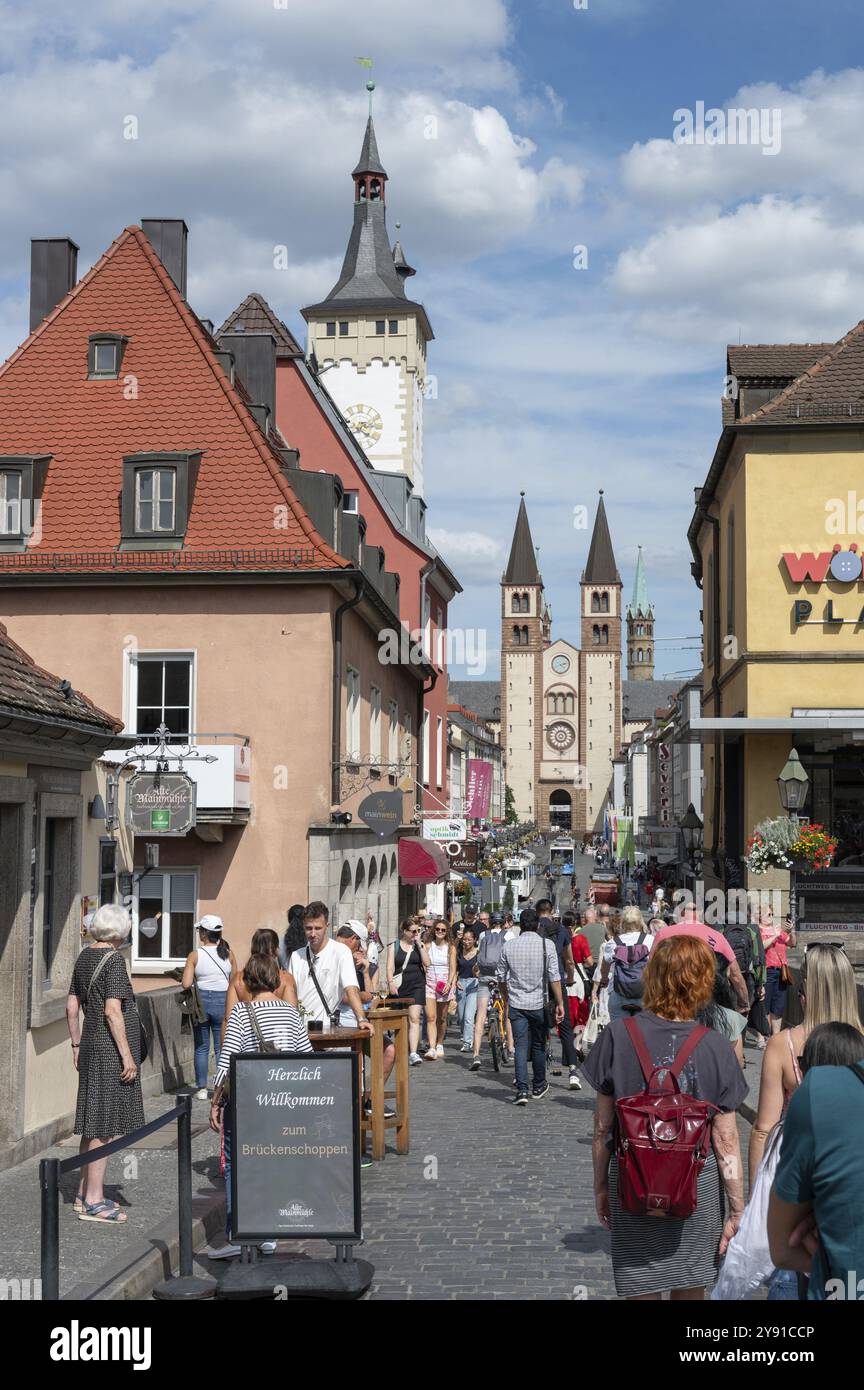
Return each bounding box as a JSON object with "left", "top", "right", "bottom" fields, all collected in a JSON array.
[{"left": 99, "top": 838, "right": 118, "bottom": 906}]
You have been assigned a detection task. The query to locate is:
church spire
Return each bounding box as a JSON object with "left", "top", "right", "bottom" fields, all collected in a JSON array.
[
  {"left": 582, "top": 491, "right": 620, "bottom": 584},
  {"left": 627, "top": 546, "right": 652, "bottom": 618},
  {"left": 504, "top": 493, "right": 541, "bottom": 585}
]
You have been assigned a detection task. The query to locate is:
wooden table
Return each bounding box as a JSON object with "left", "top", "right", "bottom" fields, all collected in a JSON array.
[
  {"left": 308, "top": 1027, "right": 367, "bottom": 1134},
  {"left": 364, "top": 1006, "right": 410, "bottom": 1161}
]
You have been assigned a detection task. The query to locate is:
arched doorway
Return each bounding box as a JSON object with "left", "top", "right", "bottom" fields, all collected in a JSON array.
[{"left": 549, "top": 790, "right": 572, "bottom": 832}]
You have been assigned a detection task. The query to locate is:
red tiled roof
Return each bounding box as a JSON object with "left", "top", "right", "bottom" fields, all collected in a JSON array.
[
  {"left": 740, "top": 320, "right": 864, "bottom": 424},
  {"left": 727, "top": 344, "right": 834, "bottom": 379},
  {"left": 217, "top": 293, "right": 303, "bottom": 358},
  {"left": 0, "top": 621, "right": 121, "bottom": 731},
  {"left": 0, "top": 227, "right": 346, "bottom": 572}
]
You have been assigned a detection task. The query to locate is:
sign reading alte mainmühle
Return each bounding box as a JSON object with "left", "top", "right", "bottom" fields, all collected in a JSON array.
[
  {"left": 230, "top": 1051, "right": 361, "bottom": 1242},
  {"left": 125, "top": 771, "right": 196, "bottom": 836}
]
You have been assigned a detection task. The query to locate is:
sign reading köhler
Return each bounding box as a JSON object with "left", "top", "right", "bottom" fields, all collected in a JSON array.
[
  {"left": 125, "top": 771, "right": 196, "bottom": 836},
  {"left": 357, "top": 790, "right": 403, "bottom": 839},
  {"left": 230, "top": 1051, "right": 361, "bottom": 1241}
]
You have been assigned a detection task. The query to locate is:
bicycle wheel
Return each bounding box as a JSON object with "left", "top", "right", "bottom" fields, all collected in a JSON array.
[{"left": 489, "top": 1025, "right": 501, "bottom": 1072}]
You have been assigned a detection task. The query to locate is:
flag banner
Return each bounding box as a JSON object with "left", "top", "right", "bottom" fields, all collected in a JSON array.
[{"left": 464, "top": 759, "right": 492, "bottom": 819}]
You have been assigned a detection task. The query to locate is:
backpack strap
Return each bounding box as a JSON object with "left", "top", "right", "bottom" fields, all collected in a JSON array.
[
  {"left": 666, "top": 1024, "right": 710, "bottom": 1080},
  {"left": 623, "top": 1016, "right": 656, "bottom": 1084}
]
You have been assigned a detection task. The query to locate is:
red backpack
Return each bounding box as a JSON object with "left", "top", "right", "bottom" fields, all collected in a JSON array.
[{"left": 615, "top": 1017, "right": 719, "bottom": 1219}]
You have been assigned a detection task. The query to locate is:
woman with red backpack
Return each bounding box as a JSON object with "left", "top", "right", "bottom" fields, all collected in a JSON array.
[{"left": 582, "top": 935, "right": 748, "bottom": 1299}]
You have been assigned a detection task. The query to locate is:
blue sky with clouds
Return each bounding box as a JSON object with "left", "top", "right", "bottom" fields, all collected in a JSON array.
[{"left": 2, "top": 0, "right": 864, "bottom": 681}]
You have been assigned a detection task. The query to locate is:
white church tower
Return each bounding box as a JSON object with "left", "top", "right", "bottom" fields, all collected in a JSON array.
[{"left": 302, "top": 86, "right": 433, "bottom": 496}]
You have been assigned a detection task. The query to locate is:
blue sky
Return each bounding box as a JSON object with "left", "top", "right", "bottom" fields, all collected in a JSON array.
[{"left": 2, "top": 0, "right": 864, "bottom": 681}]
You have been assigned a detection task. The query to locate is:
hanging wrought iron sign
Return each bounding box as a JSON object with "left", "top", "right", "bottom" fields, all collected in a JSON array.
[{"left": 125, "top": 770, "right": 196, "bottom": 836}]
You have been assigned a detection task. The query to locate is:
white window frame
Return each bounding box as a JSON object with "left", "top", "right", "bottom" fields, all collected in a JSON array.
[
  {"left": 135, "top": 466, "right": 176, "bottom": 534},
  {"left": 346, "top": 668, "right": 361, "bottom": 761},
  {"left": 370, "top": 685, "right": 381, "bottom": 762},
  {"left": 124, "top": 649, "right": 196, "bottom": 739},
  {"left": 436, "top": 716, "right": 443, "bottom": 789},
  {"left": 132, "top": 867, "right": 199, "bottom": 971},
  {"left": 422, "top": 708, "right": 430, "bottom": 785},
  {"left": 343, "top": 490, "right": 359, "bottom": 514},
  {"left": 0, "top": 469, "right": 22, "bottom": 535},
  {"left": 388, "top": 700, "right": 399, "bottom": 767}
]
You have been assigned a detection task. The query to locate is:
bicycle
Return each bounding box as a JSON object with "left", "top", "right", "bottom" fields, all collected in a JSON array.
[{"left": 486, "top": 983, "right": 507, "bottom": 1073}]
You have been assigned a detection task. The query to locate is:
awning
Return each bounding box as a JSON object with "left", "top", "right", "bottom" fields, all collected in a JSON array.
[
  {"left": 398, "top": 837, "right": 450, "bottom": 885},
  {"left": 682, "top": 715, "right": 864, "bottom": 743}
]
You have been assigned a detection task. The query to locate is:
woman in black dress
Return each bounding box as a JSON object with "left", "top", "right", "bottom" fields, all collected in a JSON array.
[
  {"left": 66, "top": 904, "right": 145, "bottom": 1224},
  {"left": 386, "top": 918, "right": 429, "bottom": 1066}
]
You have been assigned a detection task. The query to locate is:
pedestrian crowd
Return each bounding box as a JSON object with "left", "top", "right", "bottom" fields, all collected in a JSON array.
[{"left": 62, "top": 862, "right": 864, "bottom": 1301}]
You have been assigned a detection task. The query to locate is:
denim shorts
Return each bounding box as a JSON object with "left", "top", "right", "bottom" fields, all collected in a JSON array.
[{"left": 765, "top": 966, "right": 788, "bottom": 1017}]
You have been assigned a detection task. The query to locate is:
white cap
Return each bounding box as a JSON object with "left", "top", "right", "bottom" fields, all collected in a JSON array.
[
  {"left": 343, "top": 918, "right": 368, "bottom": 941},
  {"left": 196, "top": 914, "right": 224, "bottom": 933}
]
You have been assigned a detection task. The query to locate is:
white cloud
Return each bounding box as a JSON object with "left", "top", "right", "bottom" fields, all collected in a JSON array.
[
  {"left": 427, "top": 529, "right": 505, "bottom": 586},
  {"left": 611, "top": 196, "right": 864, "bottom": 344},
  {"left": 622, "top": 68, "right": 864, "bottom": 209}
]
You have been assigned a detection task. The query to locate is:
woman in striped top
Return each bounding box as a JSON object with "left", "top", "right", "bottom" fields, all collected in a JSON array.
[{"left": 208, "top": 952, "right": 311, "bottom": 1260}]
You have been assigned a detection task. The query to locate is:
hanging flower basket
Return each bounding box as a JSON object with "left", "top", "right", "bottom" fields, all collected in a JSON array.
[{"left": 744, "top": 817, "right": 837, "bottom": 875}]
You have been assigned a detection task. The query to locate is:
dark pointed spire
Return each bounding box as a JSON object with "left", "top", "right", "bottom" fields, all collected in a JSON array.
[
  {"left": 393, "top": 225, "right": 416, "bottom": 282},
  {"left": 582, "top": 491, "right": 620, "bottom": 584},
  {"left": 352, "top": 116, "right": 387, "bottom": 178},
  {"left": 504, "top": 493, "right": 541, "bottom": 585}
]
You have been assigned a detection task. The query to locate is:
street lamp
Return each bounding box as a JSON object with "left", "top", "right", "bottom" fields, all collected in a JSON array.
[
  {"left": 777, "top": 749, "right": 809, "bottom": 813},
  {"left": 679, "top": 802, "right": 704, "bottom": 873}
]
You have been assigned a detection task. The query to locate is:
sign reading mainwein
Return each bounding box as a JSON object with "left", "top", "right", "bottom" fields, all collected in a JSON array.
[
  {"left": 125, "top": 771, "right": 196, "bottom": 836},
  {"left": 230, "top": 1052, "right": 360, "bottom": 1242}
]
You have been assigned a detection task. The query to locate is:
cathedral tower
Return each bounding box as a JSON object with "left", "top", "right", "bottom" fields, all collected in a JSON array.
[
  {"left": 578, "top": 492, "right": 623, "bottom": 834},
  {"left": 626, "top": 547, "right": 655, "bottom": 680},
  {"left": 501, "top": 495, "right": 545, "bottom": 824},
  {"left": 302, "top": 89, "right": 433, "bottom": 496}
]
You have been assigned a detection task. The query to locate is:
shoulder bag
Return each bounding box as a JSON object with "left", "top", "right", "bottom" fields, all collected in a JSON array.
[{"left": 306, "top": 946, "right": 340, "bottom": 1025}]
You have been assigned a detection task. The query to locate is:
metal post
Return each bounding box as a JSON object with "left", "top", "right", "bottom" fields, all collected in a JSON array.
[
  {"left": 152, "top": 1094, "right": 214, "bottom": 1299},
  {"left": 177, "top": 1093, "right": 193, "bottom": 1277},
  {"left": 40, "top": 1158, "right": 60, "bottom": 1302}
]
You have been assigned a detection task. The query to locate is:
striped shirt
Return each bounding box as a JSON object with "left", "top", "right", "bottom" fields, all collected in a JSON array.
[
  {"left": 496, "top": 932, "right": 560, "bottom": 1012},
  {"left": 215, "top": 1000, "right": 311, "bottom": 1087}
]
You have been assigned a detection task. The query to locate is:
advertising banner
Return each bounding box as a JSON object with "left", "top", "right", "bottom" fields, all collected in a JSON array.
[
  {"left": 230, "top": 1051, "right": 360, "bottom": 1242},
  {"left": 464, "top": 760, "right": 492, "bottom": 819}
]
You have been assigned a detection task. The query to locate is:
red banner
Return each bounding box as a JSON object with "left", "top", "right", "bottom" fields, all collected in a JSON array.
[{"left": 464, "top": 759, "right": 492, "bottom": 819}]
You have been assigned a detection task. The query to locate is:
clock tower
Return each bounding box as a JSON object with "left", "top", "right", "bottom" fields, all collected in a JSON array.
[{"left": 302, "top": 89, "right": 433, "bottom": 497}]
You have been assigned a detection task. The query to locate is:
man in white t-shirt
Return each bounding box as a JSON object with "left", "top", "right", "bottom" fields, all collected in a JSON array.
[{"left": 287, "top": 902, "right": 373, "bottom": 1033}]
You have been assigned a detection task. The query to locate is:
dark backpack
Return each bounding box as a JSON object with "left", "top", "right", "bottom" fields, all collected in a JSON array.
[
  {"left": 477, "top": 929, "right": 506, "bottom": 975},
  {"left": 612, "top": 933, "right": 650, "bottom": 1001},
  {"left": 713, "top": 953, "right": 737, "bottom": 1010},
  {"left": 724, "top": 923, "right": 754, "bottom": 981}
]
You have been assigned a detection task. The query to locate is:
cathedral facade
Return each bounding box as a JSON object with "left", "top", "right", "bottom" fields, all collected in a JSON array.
[{"left": 496, "top": 494, "right": 673, "bottom": 835}]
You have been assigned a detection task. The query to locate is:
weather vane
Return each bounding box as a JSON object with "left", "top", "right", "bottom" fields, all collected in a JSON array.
[{"left": 355, "top": 56, "right": 375, "bottom": 114}]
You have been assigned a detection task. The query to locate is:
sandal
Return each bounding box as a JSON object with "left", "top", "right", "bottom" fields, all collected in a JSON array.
[
  {"left": 73, "top": 1194, "right": 85, "bottom": 1215},
  {"left": 79, "top": 1199, "right": 128, "bottom": 1224}
]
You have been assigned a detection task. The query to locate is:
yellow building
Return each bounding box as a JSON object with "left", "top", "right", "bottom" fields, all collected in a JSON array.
[{"left": 689, "top": 333, "right": 864, "bottom": 946}]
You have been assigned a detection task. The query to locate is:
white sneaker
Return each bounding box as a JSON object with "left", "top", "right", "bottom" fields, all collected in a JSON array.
[
  {"left": 259, "top": 1241, "right": 278, "bottom": 1255},
  {"left": 460, "top": 1042, "right": 471, "bottom": 1052},
  {"left": 409, "top": 1052, "right": 423, "bottom": 1066},
  {"left": 208, "top": 1242, "right": 241, "bottom": 1260},
  {"left": 424, "top": 1048, "right": 437, "bottom": 1060},
  {"left": 194, "top": 1088, "right": 209, "bottom": 1101},
  {"left": 436, "top": 1044, "right": 444, "bottom": 1058},
  {"left": 569, "top": 1069, "right": 583, "bottom": 1091}
]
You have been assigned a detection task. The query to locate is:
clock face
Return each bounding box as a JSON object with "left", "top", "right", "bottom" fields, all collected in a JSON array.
[
  {"left": 551, "top": 654, "right": 570, "bottom": 675},
  {"left": 547, "top": 721, "right": 576, "bottom": 752},
  {"left": 344, "top": 404, "right": 383, "bottom": 446}
]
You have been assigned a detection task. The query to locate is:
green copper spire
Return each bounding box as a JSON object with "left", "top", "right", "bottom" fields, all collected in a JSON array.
[{"left": 627, "top": 546, "right": 652, "bottom": 618}]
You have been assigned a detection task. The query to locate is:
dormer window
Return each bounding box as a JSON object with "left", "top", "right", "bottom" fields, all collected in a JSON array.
[
  {"left": 121, "top": 451, "right": 201, "bottom": 547},
  {"left": 0, "top": 455, "right": 50, "bottom": 549},
  {"left": 88, "top": 334, "right": 129, "bottom": 379}
]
